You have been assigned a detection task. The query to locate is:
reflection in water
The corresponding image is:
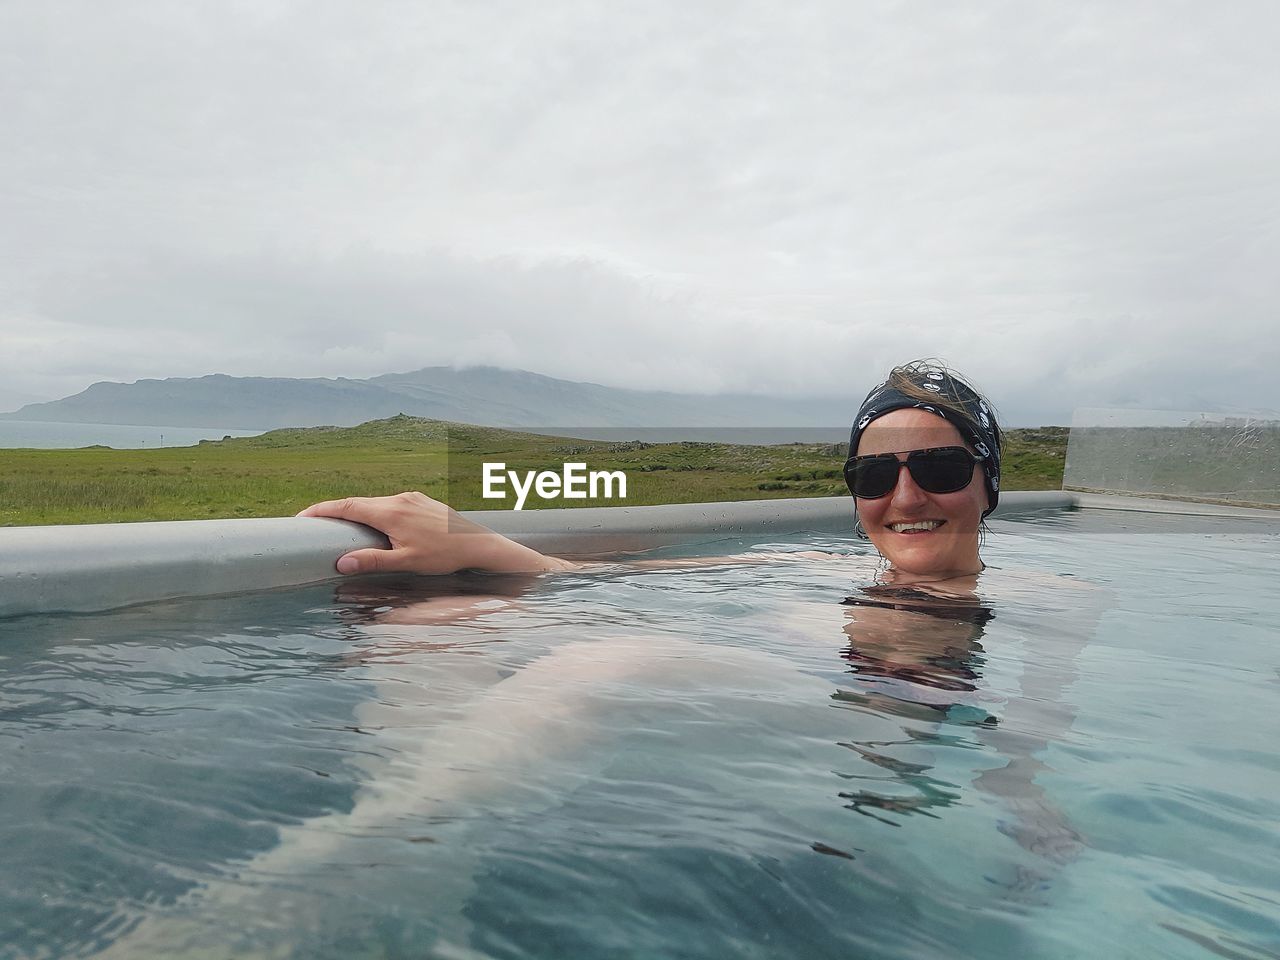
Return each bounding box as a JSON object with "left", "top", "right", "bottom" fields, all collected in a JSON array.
[
  {"left": 833, "top": 577, "right": 1085, "bottom": 886},
  {"left": 838, "top": 583, "right": 995, "bottom": 711},
  {"left": 832, "top": 584, "right": 995, "bottom": 827},
  {"left": 45, "top": 557, "right": 1103, "bottom": 957}
]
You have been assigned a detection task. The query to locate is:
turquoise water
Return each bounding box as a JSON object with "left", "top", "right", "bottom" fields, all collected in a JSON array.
[{"left": 1, "top": 512, "right": 1278, "bottom": 959}]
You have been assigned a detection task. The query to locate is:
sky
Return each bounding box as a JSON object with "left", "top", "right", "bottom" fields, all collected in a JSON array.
[{"left": 2, "top": 0, "right": 1277, "bottom": 425}]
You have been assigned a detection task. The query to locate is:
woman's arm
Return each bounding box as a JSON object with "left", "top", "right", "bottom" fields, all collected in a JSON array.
[
  {"left": 298, "top": 491, "right": 578, "bottom": 575},
  {"left": 300, "top": 491, "right": 856, "bottom": 579}
]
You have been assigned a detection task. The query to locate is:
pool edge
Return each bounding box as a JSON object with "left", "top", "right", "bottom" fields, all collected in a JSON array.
[{"left": 1, "top": 493, "right": 1084, "bottom": 617}]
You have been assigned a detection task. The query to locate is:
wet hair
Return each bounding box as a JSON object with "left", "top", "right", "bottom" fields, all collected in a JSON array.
[{"left": 883, "top": 359, "right": 1004, "bottom": 459}]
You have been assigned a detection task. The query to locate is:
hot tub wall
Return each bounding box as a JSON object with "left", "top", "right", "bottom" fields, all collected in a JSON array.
[{"left": 0, "top": 492, "right": 1077, "bottom": 618}]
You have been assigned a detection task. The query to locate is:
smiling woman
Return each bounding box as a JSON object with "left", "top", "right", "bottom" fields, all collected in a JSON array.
[
  {"left": 849, "top": 408, "right": 989, "bottom": 576},
  {"left": 842, "top": 360, "right": 1004, "bottom": 583}
]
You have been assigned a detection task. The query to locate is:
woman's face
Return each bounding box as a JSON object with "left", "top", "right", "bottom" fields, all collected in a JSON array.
[{"left": 854, "top": 408, "right": 988, "bottom": 577}]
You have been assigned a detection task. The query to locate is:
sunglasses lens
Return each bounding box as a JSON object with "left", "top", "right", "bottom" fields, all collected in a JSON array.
[
  {"left": 907, "top": 449, "right": 974, "bottom": 494},
  {"left": 847, "top": 457, "right": 900, "bottom": 498},
  {"left": 846, "top": 448, "right": 977, "bottom": 499}
]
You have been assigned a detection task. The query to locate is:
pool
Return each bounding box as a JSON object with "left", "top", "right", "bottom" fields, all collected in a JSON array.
[{"left": 2, "top": 503, "right": 1279, "bottom": 959}]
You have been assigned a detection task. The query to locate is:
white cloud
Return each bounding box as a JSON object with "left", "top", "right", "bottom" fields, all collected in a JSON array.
[{"left": 2, "top": 0, "right": 1277, "bottom": 423}]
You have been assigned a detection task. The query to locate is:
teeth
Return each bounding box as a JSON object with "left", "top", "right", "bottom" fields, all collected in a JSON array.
[{"left": 889, "top": 520, "right": 942, "bottom": 533}]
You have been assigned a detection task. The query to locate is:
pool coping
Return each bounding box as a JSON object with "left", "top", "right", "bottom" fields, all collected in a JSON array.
[
  {"left": 1070, "top": 492, "right": 1280, "bottom": 520},
  {"left": 10, "top": 489, "right": 1270, "bottom": 618},
  {"left": 0, "top": 492, "right": 1077, "bottom": 618}
]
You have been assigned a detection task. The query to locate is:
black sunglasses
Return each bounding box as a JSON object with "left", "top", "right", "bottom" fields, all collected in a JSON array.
[{"left": 843, "top": 446, "right": 984, "bottom": 499}]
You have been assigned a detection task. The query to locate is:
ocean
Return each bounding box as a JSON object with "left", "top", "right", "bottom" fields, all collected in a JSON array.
[{"left": 0, "top": 420, "right": 263, "bottom": 450}]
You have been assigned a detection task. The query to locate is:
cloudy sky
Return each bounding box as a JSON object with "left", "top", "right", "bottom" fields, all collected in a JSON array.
[{"left": 2, "top": 1, "right": 1277, "bottom": 424}]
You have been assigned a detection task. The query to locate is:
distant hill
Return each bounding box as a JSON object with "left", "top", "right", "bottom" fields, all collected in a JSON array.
[{"left": 1, "top": 366, "right": 850, "bottom": 433}]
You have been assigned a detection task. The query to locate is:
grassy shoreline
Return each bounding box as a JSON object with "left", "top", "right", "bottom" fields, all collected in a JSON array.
[{"left": 0, "top": 416, "right": 1068, "bottom": 526}]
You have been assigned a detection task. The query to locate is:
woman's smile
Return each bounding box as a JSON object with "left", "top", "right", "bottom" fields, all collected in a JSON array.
[{"left": 886, "top": 520, "right": 945, "bottom": 534}]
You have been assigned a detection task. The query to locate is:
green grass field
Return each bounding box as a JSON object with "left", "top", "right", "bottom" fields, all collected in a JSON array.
[{"left": 0, "top": 416, "right": 1069, "bottom": 526}]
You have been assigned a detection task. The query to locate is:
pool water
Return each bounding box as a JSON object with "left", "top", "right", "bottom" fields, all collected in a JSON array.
[{"left": 1, "top": 511, "right": 1278, "bottom": 959}]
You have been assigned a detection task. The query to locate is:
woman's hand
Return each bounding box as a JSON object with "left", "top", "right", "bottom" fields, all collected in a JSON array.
[{"left": 297, "top": 491, "right": 576, "bottom": 575}]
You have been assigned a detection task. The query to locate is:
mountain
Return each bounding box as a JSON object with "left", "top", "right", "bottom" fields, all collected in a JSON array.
[{"left": 0, "top": 366, "right": 850, "bottom": 434}]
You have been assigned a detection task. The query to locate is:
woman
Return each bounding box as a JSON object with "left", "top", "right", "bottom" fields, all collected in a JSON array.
[
  {"left": 299, "top": 359, "right": 1003, "bottom": 581},
  {"left": 107, "top": 364, "right": 1076, "bottom": 954},
  {"left": 296, "top": 358, "right": 1087, "bottom": 881},
  {"left": 841, "top": 359, "right": 1001, "bottom": 582}
]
